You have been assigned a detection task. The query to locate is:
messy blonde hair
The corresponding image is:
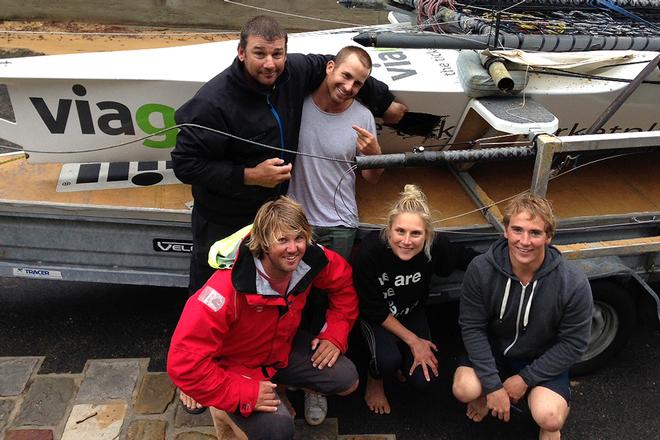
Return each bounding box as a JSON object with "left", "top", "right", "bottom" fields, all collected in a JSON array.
[
  {"left": 503, "top": 192, "right": 556, "bottom": 238},
  {"left": 381, "top": 184, "right": 435, "bottom": 259},
  {"left": 248, "top": 196, "right": 313, "bottom": 259}
]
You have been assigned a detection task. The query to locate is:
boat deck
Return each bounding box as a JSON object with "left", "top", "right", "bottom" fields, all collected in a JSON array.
[
  {"left": 357, "top": 151, "right": 660, "bottom": 228},
  {"left": 0, "top": 155, "right": 192, "bottom": 220},
  {"left": 2, "top": 150, "right": 658, "bottom": 228}
]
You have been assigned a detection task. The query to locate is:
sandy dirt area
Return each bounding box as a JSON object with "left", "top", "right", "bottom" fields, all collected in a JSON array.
[{"left": 0, "top": 20, "right": 238, "bottom": 56}]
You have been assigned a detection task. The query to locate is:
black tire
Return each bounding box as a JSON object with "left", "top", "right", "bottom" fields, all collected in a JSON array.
[{"left": 571, "top": 279, "right": 636, "bottom": 376}]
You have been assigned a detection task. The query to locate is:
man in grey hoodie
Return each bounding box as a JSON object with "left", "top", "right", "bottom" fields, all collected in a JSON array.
[{"left": 452, "top": 193, "right": 593, "bottom": 440}]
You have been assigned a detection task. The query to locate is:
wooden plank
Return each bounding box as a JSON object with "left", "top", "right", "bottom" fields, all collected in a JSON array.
[{"left": 557, "top": 236, "right": 660, "bottom": 260}]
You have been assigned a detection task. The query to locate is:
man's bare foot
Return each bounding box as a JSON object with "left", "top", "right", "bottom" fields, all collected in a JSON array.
[
  {"left": 179, "top": 390, "right": 203, "bottom": 411},
  {"left": 466, "top": 396, "right": 488, "bottom": 422},
  {"left": 365, "top": 375, "right": 391, "bottom": 415},
  {"left": 277, "top": 385, "right": 296, "bottom": 417}
]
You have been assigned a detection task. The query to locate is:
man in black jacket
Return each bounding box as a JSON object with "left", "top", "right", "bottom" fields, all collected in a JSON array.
[
  {"left": 452, "top": 193, "right": 592, "bottom": 440},
  {"left": 172, "top": 15, "right": 405, "bottom": 297}
]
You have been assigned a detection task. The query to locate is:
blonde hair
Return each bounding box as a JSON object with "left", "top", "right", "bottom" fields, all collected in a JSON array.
[
  {"left": 503, "top": 192, "right": 556, "bottom": 238},
  {"left": 248, "top": 196, "right": 313, "bottom": 259},
  {"left": 381, "top": 184, "right": 435, "bottom": 259}
]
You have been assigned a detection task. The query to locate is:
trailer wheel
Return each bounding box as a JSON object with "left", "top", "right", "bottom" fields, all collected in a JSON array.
[{"left": 571, "top": 280, "right": 636, "bottom": 376}]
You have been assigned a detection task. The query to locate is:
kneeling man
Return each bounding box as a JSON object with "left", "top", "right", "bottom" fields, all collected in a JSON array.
[
  {"left": 453, "top": 193, "right": 593, "bottom": 440},
  {"left": 168, "top": 196, "right": 359, "bottom": 440}
]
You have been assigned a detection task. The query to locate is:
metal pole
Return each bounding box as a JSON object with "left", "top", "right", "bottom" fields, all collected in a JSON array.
[
  {"left": 355, "top": 145, "right": 535, "bottom": 170},
  {"left": 587, "top": 54, "right": 660, "bottom": 134}
]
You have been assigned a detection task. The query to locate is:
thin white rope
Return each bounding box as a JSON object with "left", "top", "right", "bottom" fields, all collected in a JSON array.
[{"left": 222, "top": 0, "right": 362, "bottom": 27}]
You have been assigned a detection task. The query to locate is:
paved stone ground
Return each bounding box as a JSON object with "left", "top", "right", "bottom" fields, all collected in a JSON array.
[{"left": 0, "top": 357, "right": 395, "bottom": 440}]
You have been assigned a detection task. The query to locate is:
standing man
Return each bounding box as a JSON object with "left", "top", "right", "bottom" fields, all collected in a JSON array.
[
  {"left": 168, "top": 196, "right": 360, "bottom": 440},
  {"left": 288, "top": 45, "right": 384, "bottom": 260},
  {"left": 452, "top": 193, "right": 593, "bottom": 440},
  {"left": 171, "top": 15, "right": 405, "bottom": 298},
  {"left": 287, "top": 45, "right": 388, "bottom": 425}
]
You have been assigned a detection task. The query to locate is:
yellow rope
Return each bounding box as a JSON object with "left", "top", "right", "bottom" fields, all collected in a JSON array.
[{"left": 0, "top": 153, "right": 27, "bottom": 166}]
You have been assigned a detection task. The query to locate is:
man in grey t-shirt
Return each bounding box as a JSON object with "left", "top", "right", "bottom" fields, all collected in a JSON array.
[
  {"left": 288, "top": 45, "right": 387, "bottom": 259},
  {"left": 287, "top": 45, "right": 403, "bottom": 426}
]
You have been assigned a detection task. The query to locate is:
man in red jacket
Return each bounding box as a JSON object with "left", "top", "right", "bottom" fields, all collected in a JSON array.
[{"left": 168, "top": 196, "right": 359, "bottom": 440}]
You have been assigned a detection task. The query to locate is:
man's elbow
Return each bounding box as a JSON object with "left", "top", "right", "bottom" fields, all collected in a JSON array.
[{"left": 171, "top": 156, "right": 199, "bottom": 184}]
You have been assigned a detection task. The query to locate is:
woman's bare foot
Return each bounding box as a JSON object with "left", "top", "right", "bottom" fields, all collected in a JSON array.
[
  {"left": 365, "top": 375, "right": 391, "bottom": 415},
  {"left": 277, "top": 385, "right": 296, "bottom": 417},
  {"left": 466, "top": 396, "right": 489, "bottom": 422},
  {"left": 179, "top": 390, "right": 203, "bottom": 412}
]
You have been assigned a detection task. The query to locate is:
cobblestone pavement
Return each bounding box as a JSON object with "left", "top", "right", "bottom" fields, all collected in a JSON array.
[{"left": 0, "top": 357, "right": 395, "bottom": 440}]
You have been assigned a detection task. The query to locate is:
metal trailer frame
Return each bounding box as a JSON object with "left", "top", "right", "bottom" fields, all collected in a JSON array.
[
  {"left": 426, "top": 130, "right": 660, "bottom": 321},
  {"left": 0, "top": 200, "right": 192, "bottom": 288}
]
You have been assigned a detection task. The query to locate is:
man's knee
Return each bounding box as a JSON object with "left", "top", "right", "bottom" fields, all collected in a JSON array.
[
  {"left": 529, "top": 387, "right": 569, "bottom": 433},
  {"left": 452, "top": 366, "right": 482, "bottom": 403},
  {"left": 331, "top": 359, "right": 359, "bottom": 395},
  {"left": 533, "top": 407, "right": 566, "bottom": 433},
  {"left": 337, "top": 378, "right": 359, "bottom": 396},
  {"left": 318, "top": 357, "right": 359, "bottom": 396}
]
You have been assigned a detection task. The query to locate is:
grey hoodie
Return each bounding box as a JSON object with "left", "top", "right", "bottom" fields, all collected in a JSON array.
[{"left": 459, "top": 237, "right": 593, "bottom": 394}]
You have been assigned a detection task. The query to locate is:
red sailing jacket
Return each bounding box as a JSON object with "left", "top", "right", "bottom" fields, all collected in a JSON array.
[{"left": 167, "top": 240, "right": 358, "bottom": 416}]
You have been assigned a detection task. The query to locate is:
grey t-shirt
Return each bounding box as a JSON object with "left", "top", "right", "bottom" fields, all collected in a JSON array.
[{"left": 288, "top": 95, "right": 377, "bottom": 227}]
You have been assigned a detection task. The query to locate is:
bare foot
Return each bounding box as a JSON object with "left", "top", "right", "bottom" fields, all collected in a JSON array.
[
  {"left": 277, "top": 385, "right": 296, "bottom": 417},
  {"left": 466, "top": 396, "right": 488, "bottom": 422},
  {"left": 179, "top": 390, "right": 203, "bottom": 411},
  {"left": 365, "top": 375, "right": 391, "bottom": 415}
]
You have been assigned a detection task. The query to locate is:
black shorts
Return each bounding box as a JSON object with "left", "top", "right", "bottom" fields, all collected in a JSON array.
[{"left": 458, "top": 353, "right": 571, "bottom": 404}]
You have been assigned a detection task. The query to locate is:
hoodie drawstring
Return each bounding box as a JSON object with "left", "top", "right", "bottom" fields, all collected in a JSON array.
[
  {"left": 499, "top": 278, "right": 512, "bottom": 320},
  {"left": 523, "top": 280, "right": 538, "bottom": 328},
  {"left": 503, "top": 279, "right": 537, "bottom": 356}
]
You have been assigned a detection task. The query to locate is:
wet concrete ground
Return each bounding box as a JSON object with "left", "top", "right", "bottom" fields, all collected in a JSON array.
[{"left": 1, "top": 277, "right": 658, "bottom": 439}]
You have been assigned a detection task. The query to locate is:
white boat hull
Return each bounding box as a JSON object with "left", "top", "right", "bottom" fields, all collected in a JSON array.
[{"left": 1, "top": 27, "right": 658, "bottom": 163}]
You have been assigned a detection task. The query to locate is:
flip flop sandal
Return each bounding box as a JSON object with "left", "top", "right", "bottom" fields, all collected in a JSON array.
[{"left": 181, "top": 400, "right": 207, "bottom": 415}]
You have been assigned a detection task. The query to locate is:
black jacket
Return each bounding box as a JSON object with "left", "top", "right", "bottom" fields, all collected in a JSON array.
[
  {"left": 459, "top": 237, "right": 593, "bottom": 393},
  {"left": 172, "top": 54, "right": 395, "bottom": 227},
  {"left": 355, "top": 230, "right": 477, "bottom": 324}
]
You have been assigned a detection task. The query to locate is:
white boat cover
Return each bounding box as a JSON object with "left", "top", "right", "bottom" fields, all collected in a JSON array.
[{"left": 480, "top": 49, "right": 652, "bottom": 73}]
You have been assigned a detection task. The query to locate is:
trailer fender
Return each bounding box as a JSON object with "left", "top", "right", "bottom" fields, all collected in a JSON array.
[
  {"left": 570, "top": 256, "right": 659, "bottom": 376},
  {"left": 571, "top": 255, "right": 660, "bottom": 323}
]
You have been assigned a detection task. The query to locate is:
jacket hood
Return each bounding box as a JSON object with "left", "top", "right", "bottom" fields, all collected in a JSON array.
[
  {"left": 485, "top": 237, "right": 562, "bottom": 282},
  {"left": 231, "top": 237, "right": 328, "bottom": 296},
  {"left": 228, "top": 57, "right": 292, "bottom": 96}
]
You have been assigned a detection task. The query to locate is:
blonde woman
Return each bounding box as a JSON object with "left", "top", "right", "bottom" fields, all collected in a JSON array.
[{"left": 354, "top": 184, "right": 478, "bottom": 414}]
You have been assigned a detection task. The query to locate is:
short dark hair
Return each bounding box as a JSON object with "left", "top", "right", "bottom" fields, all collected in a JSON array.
[
  {"left": 335, "top": 45, "right": 372, "bottom": 71},
  {"left": 239, "top": 15, "right": 288, "bottom": 50}
]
